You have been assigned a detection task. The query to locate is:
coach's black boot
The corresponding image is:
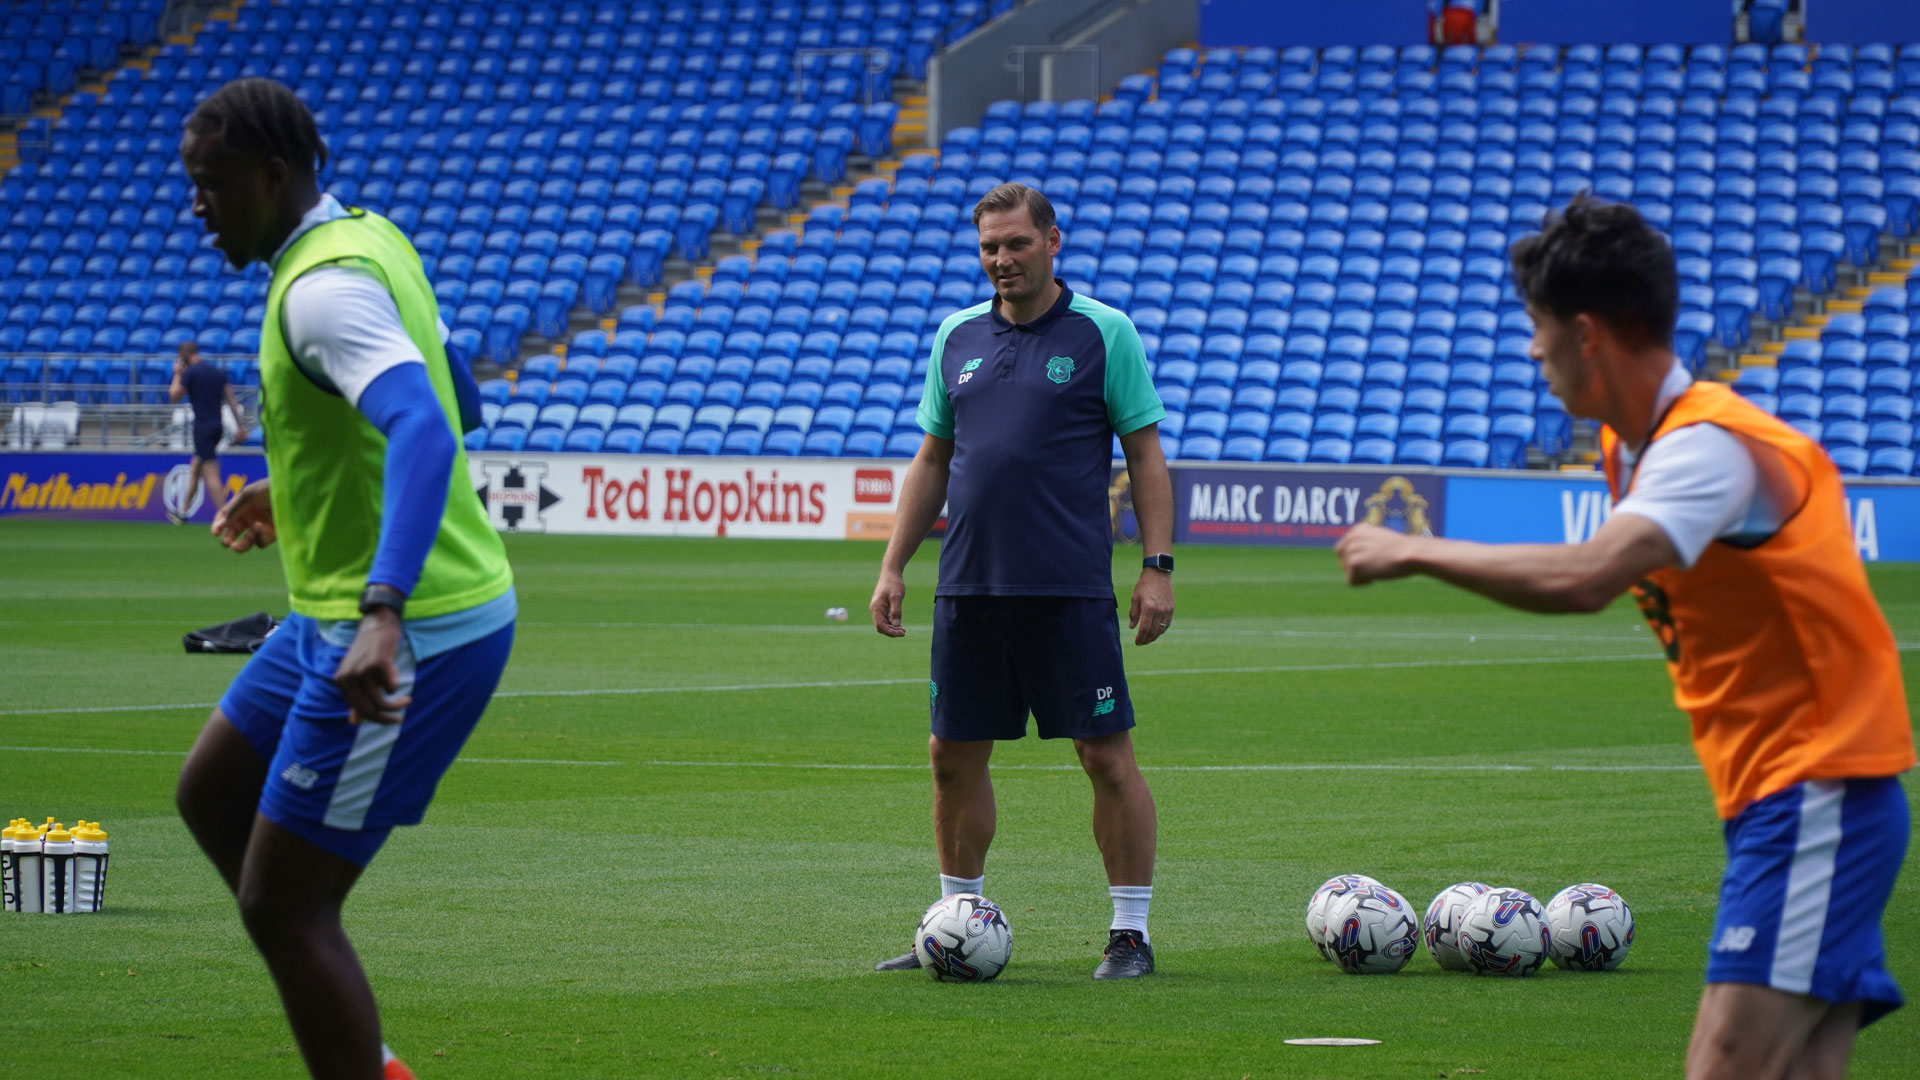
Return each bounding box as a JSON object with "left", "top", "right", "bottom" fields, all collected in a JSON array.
[
  {"left": 874, "top": 951, "right": 922, "bottom": 971},
  {"left": 1092, "top": 930, "right": 1154, "bottom": 979}
]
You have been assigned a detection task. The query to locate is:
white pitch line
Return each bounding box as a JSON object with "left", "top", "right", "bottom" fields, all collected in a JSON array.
[
  {"left": 16, "top": 643, "right": 1920, "bottom": 719},
  {"left": 635, "top": 758, "right": 1705, "bottom": 773},
  {"left": 0, "top": 745, "right": 624, "bottom": 766},
  {"left": 0, "top": 650, "right": 1666, "bottom": 717},
  {"left": 0, "top": 745, "right": 188, "bottom": 757},
  {"left": 0, "top": 745, "right": 1702, "bottom": 773}
]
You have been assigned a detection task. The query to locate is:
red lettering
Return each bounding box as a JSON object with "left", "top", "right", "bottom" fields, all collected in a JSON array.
[
  {"left": 602, "top": 477, "right": 623, "bottom": 520},
  {"left": 808, "top": 483, "right": 825, "bottom": 524},
  {"left": 717, "top": 481, "right": 744, "bottom": 537},
  {"left": 665, "top": 469, "right": 692, "bottom": 520},
  {"left": 780, "top": 482, "right": 804, "bottom": 523},
  {"left": 582, "top": 467, "right": 605, "bottom": 518},
  {"left": 693, "top": 481, "right": 715, "bottom": 522},
  {"left": 626, "top": 471, "right": 648, "bottom": 519}
]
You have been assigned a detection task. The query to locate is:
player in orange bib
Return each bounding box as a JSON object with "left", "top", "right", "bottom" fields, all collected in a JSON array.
[{"left": 1337, "top": 196, "right": 1913, "bottom": 1079}]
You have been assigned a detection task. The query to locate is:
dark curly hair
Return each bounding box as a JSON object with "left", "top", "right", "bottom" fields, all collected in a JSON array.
[
  {"left": 1509, "top": 194, "right": 1678, "bottom": 349},
  {"left": 185, "top": 78, "right": 329, "bottom": 177}
]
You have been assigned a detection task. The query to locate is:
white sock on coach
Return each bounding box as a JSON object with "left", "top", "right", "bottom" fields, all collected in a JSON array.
[
  {"left": 381, "top": 1044, "right": 396, "bottom": 1065},
  {"left": 940, "top": 873, "right": 984, "bottom": 898},
  {"left": 1110, "top": 885, "right": 1152, "bottom": 942}
]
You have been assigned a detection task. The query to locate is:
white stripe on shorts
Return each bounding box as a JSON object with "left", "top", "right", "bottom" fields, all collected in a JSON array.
[
  {"left": 1769, "top": 780, "right": 1846, "bottom": 995},
  {"left": 322, "top": 641, "right": 417, "bottom": 832}
]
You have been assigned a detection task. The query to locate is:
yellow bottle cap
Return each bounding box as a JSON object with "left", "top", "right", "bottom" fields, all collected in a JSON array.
[
  {"left": 74, "top": 824, "right": 106, "bottom": 842},
  {"left": 45, "top": 827, "right": 71, "bottom": 842}
]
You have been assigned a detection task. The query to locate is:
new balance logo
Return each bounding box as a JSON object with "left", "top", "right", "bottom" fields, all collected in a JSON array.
[
  {"left": 279, "top": 763, "right": 320, "bottom": 791},
  {"left": 1714, "top": 926, "right": 1757, "bottom": 953},
  {"left": 957, "top": 358, "right": 983, "bottom": 385},
  {"left": 1092, "top": 699, "right": 1116, "bottom": 717},
  {"left": 1092, "top": 686, "right": 1116, "bottom": 717}
]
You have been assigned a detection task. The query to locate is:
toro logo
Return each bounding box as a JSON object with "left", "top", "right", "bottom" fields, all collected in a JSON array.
[{"left": 853, "top": 468, "right": 895, "bottom": 504}]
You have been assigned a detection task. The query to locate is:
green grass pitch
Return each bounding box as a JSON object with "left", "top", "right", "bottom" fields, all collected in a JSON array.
[{"left": 1, "top": 518, "right": 1916, "bottom": 1079}]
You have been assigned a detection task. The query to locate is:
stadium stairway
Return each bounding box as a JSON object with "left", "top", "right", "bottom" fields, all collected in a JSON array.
[
  {"left": 1721, "top": 228, "right": 1920, "bottom": 477},
  {"left": 519, "top": 75, "right": 937, "bottom": 374}
]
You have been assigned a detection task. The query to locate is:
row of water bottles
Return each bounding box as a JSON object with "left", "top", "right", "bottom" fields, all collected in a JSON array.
[{"left": 3, "top": 818, "right": 110, "bottom": 914}]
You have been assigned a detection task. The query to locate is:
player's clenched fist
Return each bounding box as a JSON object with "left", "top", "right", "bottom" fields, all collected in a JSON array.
[{"left": 1335, "top": 523, "right": 1417, "bottom": 585}]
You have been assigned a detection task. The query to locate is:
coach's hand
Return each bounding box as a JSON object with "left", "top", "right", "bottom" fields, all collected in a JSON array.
[
  {"left": 336, "top": 608, "right": 412, "bottom": 725},
  {"left": 871, "top": 568, "right": 907, "bottom": 638},
  {"left": 1336, "top": 523, "right": 1416, "bottom": 585},
  {"left": 211, "top": 478, "right": 275, "bottom": 552},
  {"left": 1130, "top": 567, "right": 1175, "bottom": 645}
]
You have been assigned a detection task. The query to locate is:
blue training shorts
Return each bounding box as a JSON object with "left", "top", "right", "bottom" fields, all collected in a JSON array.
[
  {"left": 218, "top": 612, "right": 514, "bottom": 866},
  {"left": 1707, "top": 776, "right": 1909, "bottom": 1025},
  {"left": 929, "top": 595, "right": 1135, "bottom": 742}
]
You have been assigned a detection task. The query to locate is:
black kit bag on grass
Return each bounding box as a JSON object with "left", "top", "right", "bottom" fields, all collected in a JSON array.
[{"left": 183, "top": 612, "right": 281, "bottom": 654}]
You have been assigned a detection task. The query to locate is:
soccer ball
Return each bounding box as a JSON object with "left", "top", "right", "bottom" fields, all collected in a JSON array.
[
  {"left": 1456, "top": 888, "right": 1550, "bottom": 977},
  {"left": 1423, "top": 881, "right": 1493, "bottom": 971},
  {"left": 1324, "top": 884, "right": 1420, "bottom": 974},
  {"left": 913, "top": 893, "right": 1012, "bottom": 982},
  {"left": 1546, "top": 883, "right": 1635, "bottom": 972},
  {"left": 1304, "top": 874, "right": 1381, "bottom": 960}
]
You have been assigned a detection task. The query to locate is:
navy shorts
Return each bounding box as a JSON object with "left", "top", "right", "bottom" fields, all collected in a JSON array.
[
  {"left": 218, "top": 612, "right": 514, "bottom": 866},
  {"left": 191, "top": 421, "right": 222, "bottom": 461},
  {"left": 929, "top": 595, "right": 1135, "bottom": 742},
  {"left": 1707, "top": 776, "right": 1908, "bottom": 1025}
]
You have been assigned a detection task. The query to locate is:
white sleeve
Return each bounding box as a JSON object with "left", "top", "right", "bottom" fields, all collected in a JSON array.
[
  {"left": 282, "top": 264, "right": 426, "bottom": 408},
  {"left": 1610, "top": 423, "right": 1760, "bottom": 568}
]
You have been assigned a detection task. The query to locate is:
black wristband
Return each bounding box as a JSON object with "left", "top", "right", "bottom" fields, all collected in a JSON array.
[
  {"left": 1143, "top": 553, "right": 1174, "bottom": 573},
  {"left": 359, "top": 584, "right": 407, "bottom": 618}
]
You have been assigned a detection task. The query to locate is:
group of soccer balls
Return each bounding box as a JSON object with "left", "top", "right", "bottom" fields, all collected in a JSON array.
[{"left": 1306, "top": 875, "right": 1635, "bottom": 976}]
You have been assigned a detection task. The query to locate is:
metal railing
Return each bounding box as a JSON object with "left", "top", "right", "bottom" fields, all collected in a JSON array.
[{"left": 3, "top": 353, "right": 261, "bottom": 450}]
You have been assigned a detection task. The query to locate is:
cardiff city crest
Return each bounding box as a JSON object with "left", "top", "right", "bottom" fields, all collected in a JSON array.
[
  {"left": 1046, "top": 356, "right": 1074, "bottom": 384},
  {"left": 1361, "top": 476, "right": 1435, "bottom": 536}
]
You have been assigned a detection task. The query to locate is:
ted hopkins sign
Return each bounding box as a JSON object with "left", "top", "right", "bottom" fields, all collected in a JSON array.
[
  {"left": 1177, "top": 467, "right": 1445, "bottom": 545},
  {"left": 468, "top": 453, "right": 902, "bottom": 539}
]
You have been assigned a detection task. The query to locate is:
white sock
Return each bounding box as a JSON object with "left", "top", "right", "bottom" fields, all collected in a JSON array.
[
  {"left": 1110, "top": 885, "right": 1152, "bottom": 942},
  {"left": 381, "top": 1044, "right": 396, "bottom": 1065},
  {"left": 940, "top": 873, "right": 984, "bottom": 898}
]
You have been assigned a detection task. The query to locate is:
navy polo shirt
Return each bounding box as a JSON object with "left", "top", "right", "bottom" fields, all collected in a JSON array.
[
  {"left": 917, "top": 282, "right": 1165, "bottom": 598},
  {"left": 182, "top": 360, "right": 228, "bottom": 428}
]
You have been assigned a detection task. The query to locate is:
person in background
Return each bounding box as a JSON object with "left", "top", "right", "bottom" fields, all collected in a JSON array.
[{"left": 168, "top": 340, "right": 249, "bottom": 524}]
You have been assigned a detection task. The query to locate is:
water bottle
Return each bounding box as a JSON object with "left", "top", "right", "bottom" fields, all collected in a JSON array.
[
  {"left": 1, "top": 820, "right": 22, "bottom": 911},
  {"left": 40, "top": 825, "right": 74, "bottom": 915},
  {"left": 72, "top": 822, "right": 109, "bottom": 914},
  {"left": 11, "top": 822, "right": 44, "bottom": 914}
]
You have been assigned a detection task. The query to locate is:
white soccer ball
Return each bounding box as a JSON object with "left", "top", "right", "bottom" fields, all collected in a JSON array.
[
  {"left": 1546, "top": 883, "right": 1635, "bottom": 971},
  {"left": 1456, "top": 888, "right": 1550, "bottom": 977},
  {"left": 913, "top": 893, "right": 1012, "bottom": 982},
  {"left": 1304, "top": 874, "right": 1381, "bottom": 960},
  {"left": 1423, "top": 881, "right": 1493, "bottom": 971},
  {"left": 1324, "top": 883, "right": 1420, "bottom": 974}
]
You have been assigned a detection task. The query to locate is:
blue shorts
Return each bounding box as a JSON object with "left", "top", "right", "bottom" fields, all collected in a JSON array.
[
  {"left": 1707, "top": 776, "right": 1909, "bottom": 1025},
  {"left": 192, "top": 422, "right": 222, "bottom": 461},
  {"left": 929, "top": 595, "right": 1135, "bottom": 742},
  {"left": 218, "top": 612, "right": 514, "bottom": 866}
]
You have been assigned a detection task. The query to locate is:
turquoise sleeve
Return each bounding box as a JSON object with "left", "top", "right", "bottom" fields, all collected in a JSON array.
[
  {"left": 916, "top": 346, "right": 953, "bottom": 438},
  {"left": 916, "top": 310, "right": 982, "bottom": 439},
  {"left": 1102, "top": 314, "right": 1166, "bottom": 437}
]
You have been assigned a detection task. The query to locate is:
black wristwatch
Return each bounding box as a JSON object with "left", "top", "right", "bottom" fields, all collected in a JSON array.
[
  {"left": 359, "top": 584, "right": 407, "bottom": 619},
  {"left": 1143, "top": 554, "right": 1174, "bottom": 573}
]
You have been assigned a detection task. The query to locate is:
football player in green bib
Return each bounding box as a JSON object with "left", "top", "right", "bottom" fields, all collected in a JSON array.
[{"left": 172, "top": 79, "right": 514, "bottom": 1080}]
